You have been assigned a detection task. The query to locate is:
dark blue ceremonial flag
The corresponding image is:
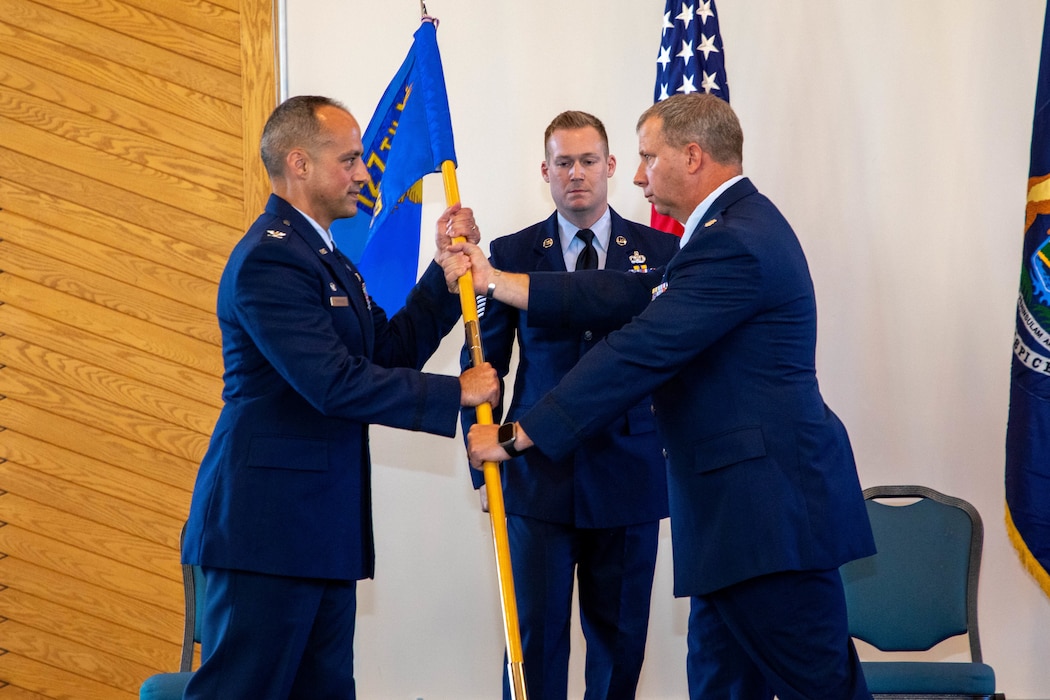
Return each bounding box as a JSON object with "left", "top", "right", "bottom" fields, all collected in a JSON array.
[
  {"left": 1006, "top": 0, "right": 1050, "bottom": 596},
  {"left": 651, "top": 0, "right": 730, "bottom": 235},
  {"left": 331, "top": 20, "right": 456, "bottom": 312}
]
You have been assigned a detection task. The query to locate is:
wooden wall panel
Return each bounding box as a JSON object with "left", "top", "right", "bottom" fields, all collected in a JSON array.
[
  {"left": 0, "top": 178, "right": 230, "bottom": 281},
  {"left": 29, "top": 0, "right": 241, "bottom": 74},
  {"left": 0, "top": 275, "right": 223, "bottom": 375},
  {"left": 0, "top": 0, "right": 278, "bottom": 695},
  {"left": 0, "top": 306, "right": 223, "bottom": 407},
  {"left": 1, "top": 243, "right": 221, "bottom": 345},
  {"left": 0, "top": 683, "right": 52, "bottom": 700},
  {"left": 0, "top": 151, "right": 239, "bottom": 255},
  {"left": 0, "top": 116, "right": 244, "bottom": 225},
  {"left": 3, "top": 210, "right": 219, "bottom": 313},
  {"left": 0, "top": 15, "right": 240, "bottom": 135},
  {"left": 0, "top": 54, "right": 241, "bottom": 165},
  {"left": 1, "top": 0, "right": 240, "bottom": 103},
  {"left": 0, "top": 401, "right": 200, "bottom": 488}
]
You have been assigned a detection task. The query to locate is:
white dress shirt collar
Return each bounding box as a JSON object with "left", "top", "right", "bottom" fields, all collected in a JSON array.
[
  {"left": 557, "top": 208, "right": 612, "bottom": 270},
  {"left": 296, "top": 208, "right": 336, "bottom": 252}
]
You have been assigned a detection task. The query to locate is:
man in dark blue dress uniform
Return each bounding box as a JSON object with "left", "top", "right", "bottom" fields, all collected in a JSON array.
[
  {"left": 453, "top": 94, "right": 874, "bottom": 700},
  {"left": 182, "top": 95, "right": 498, "bottom": 699},
  {"left": 463, "top": 111, "right": 678, "bottom": 699}
]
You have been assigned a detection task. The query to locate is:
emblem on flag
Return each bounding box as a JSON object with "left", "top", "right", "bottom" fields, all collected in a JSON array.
[
  {"left": 1006, "top": 0, "right": 1050, "bottom": 597},
  {"left": 330, "top": 20, "right": 457, "bottom": 313}
]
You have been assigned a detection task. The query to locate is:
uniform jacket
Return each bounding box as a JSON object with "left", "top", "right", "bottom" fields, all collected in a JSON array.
[
  {"left": 462, "top": 209, "right": 677, "bottom": 528},
  {"left": 519, "top": 179, "right": 876, "bottom": 595},
  {"left": 183, "top": 194, "right": 463, "bottom": 581}
]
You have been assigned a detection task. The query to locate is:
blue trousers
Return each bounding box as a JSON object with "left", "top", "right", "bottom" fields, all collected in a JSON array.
[
  {"left": 686, "top": 568, "right": 870, "bottom": 700},
  {"left": 184, "top": 567, "right": 357, "bottom": 700},
  {"left": 505, "top": 515, "right": 660, "bottom": 700}
]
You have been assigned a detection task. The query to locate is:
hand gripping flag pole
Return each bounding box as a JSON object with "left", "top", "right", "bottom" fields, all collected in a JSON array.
[
  {"left": 349, "top": 3, "right": 526, "bottom": 688},
  {"left": 441, "top": 158, "right": 528, "bottom": 700}
]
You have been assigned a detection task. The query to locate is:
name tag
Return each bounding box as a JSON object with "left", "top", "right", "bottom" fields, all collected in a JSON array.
[
  {"left": 330, "top": 296, "right": 349, "bottom": 307},
  {"left": 652, "top": 282, "right": 668, "bottom": 300}
]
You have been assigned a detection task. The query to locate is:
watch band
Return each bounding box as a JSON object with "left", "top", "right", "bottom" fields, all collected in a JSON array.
[
  {"left": 485, "top": 269, "right": 502, "bottom": 300},
  {"left": 498, "top": 422, "right": 525, "bottom": 458}
]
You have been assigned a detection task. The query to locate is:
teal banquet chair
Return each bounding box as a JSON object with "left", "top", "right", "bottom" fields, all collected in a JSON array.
[
  {"left": 839, "top": 485, "right": 1003, "bottom": 700},
  {"left": 139, "top": 528, "right": 205, "bottom": 699}
]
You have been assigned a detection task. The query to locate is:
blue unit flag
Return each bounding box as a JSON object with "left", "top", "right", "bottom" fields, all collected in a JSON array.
[
  {"left": 331, "top": 19, "right": 456, "bottom": 312},
  {"left": 1006, "top": 0, "right": 1050, "bottom": 596}
]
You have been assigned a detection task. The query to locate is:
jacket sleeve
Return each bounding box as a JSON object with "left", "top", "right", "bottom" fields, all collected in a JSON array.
[
  {"left": 372, "top": 259, "right": 464, "bottom": 370},
  {"left": 520, "top": 231, "right": 763, "bottom": 460},
  {"left": 526, "top": 268, "right": 658, "bottom": 331},
  {"left": 233, "top": 242, "right": 462, "bottom": 437}
]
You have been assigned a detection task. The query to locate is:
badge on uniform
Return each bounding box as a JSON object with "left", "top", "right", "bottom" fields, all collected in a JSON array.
[
  {"left": 266, "top": 229, "right": 287, "bottom": 239},
  {"left": 615, "top": 235, "right": 627, "bottom": 247},
  {"left": 652, "top": 282, "right": 668, "bottom": 300},
  {"left": 542, "top": 237, "right": 554, "bottom": 249},
  {"left": 354, "top": 272, "right": 372, "bottom": 310},
  {"left": 330, "top": 296, "right": 350, "bottom": 307},
  {"left": 630, "top": 250, "right": 648, "bottom": 272}
]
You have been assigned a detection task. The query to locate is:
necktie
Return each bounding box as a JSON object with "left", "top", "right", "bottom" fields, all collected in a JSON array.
[{"left": 575, "top": 229, "right": 598, "bottom": 271}]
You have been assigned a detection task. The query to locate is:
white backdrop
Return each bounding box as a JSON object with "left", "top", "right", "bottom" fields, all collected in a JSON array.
[{"left": 283, "top": 1, "right": 1049, "bottom": 697}]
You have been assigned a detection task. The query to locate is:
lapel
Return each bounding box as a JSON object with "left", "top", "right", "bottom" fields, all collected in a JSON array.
[
  {"left": 604, "top": 208, "right": 634, "bottom": 272},
  {"left": 683, "top": 177, "right": 757, "bottom": 248},
  {"left": 708, "top": 177, "right": 756, "bottom": 215},
  {"left": 266, "top": 195, "right": 375, "bottom": 351},
  {"left": 327, "top": 248, "right": 377, "bottom": 354},
  {"left": 528, "top": 209, "right": 638, "bottom": 272},
  {"left": 530, "top": 212, "right": 568, "bottom": 272}
]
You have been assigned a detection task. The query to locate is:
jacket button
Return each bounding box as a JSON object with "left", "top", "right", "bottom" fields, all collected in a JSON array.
[
  {"left": 650, "top": 404, "right": 657, "bottom": 415},
  {"left": 583, "top": 330, "right": 593, "bottom": 341}
]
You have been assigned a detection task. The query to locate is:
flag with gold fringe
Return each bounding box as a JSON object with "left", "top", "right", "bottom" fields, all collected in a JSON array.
[
  {"left": 1006, "top": 0, "right": 1050, "bottom": 596},
  {"left": 331, "top": 19, "right": 456, "bottom": 312}
]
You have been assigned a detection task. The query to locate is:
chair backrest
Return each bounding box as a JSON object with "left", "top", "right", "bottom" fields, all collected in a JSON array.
[
  {"left": 140, "top": 527, "right": 205, "bottom": 698},
  {"left": 178, "top": 561, "right": 205, "bottom": 671},
  {"left": 840, "top": 484, "right": 983, "bottom": 662},
  {"left": 178, "top": 525, "right": 206, "bottom": 672}
]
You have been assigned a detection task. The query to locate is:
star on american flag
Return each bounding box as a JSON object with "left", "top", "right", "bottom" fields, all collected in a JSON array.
[{"left": 654, "top": 0, "right": 729, "bottom": 103}]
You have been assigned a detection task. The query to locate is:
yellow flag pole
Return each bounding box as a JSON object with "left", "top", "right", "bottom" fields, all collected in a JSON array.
[{"left": 441, "top": 160, "right": 528, "bottom": 700}]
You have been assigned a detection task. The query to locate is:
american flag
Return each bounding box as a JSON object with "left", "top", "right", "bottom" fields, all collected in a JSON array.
[
  {"left": 650, "top": 0, "right": 730, "bottom": 233},
  {"left": 655, "top": 0, "right": 730, "bottom": 103}
]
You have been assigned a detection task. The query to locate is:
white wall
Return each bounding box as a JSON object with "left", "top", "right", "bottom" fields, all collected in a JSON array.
[{"left": 283, "top": 1, "right": 1050, "bottom": 697}]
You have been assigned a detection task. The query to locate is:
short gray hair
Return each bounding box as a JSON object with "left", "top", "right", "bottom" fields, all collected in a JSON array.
[
  {"left": 260, "top": 95, "right": 350, "bottom": 177},
  {"left": 637, "top": 94, "right": 742, "bottom": 166}
]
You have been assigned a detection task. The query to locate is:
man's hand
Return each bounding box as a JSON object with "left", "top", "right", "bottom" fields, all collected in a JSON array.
[
  {"left": 439, "top": 243, "right": 473, "bottom": 294},
  {"left": 442, "top": 240, "right": 496, "bottom": 295},
  {"left": 459, "top": 362, "right": 499, "bottom": 407},
  {"left": 467, "top": 421, "right": 534, "bottom": 468},
  {"left": 435, "top": 204, "right": 479, "bottom": 265},
  {"left": 445, "top": 241, "right": 531, "bottom": 309}
]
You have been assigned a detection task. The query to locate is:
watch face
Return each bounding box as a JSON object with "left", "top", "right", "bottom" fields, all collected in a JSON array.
[{"left": 498, "top": 422, "right": 515, "bottom": 446}]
